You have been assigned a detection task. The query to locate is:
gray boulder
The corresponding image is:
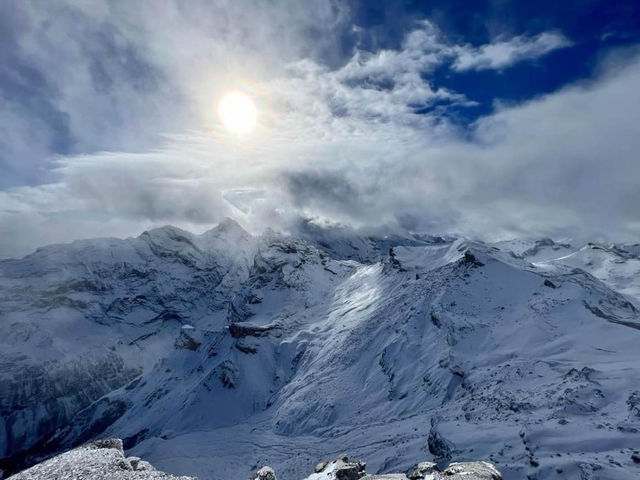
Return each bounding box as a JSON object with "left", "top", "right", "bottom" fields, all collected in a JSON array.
[
  {"left": 304, "top": 456, "right": 500, "bottom": 480},
  {"left": 440, "top": 461, "right": 502, "bottom": 479},
  {"left": 407, "top": 462, "right": 439, "bottom": 480},
  {"left": 335, "top": 461, "right": 366, "bottom": 480},
  {"left": 310, "top": 455, "right": 366, "bottom": 480},
  {"left": 254, "top": 466, "right": 277, "bottom": 480}
]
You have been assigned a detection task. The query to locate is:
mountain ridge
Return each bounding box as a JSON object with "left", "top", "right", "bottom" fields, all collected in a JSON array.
[{"left": 1, "top": 220, "right": 639, "bottom": 480}]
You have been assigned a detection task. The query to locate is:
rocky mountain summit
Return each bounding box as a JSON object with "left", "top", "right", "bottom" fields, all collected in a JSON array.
[
  {"left": 7, "top": 441, "right": 501, "bottom": 480},
  {"left": 1, "top": 219, "right": 640, "bottom": 479},
  {"left": 6, "top": 439, "right": 195, "bottom": 480}
]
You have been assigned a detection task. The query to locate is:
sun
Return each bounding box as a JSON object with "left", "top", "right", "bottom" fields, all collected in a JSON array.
[{"left": 217, "top": 90, "right": 257, "bottom": 134}]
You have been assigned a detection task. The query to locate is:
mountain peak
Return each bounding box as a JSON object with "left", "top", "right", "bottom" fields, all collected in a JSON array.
[
  {"left": 206, "top": 217, "right": 248, "bottom": 236},
  {"left": 139, "top": 225, "right": 194, "bottom": 240}
]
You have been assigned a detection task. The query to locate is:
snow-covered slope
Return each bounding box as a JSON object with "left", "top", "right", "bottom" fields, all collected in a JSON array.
[{"left": 1, "top": 221, "right": 639, "bottom": 480}]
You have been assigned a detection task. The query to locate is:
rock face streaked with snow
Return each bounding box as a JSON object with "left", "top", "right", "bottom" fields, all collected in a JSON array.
[
  {"left": 1, "top": 219, "right": 640, "bottom": 479},
  {"left": 6, "top": 439, "right": 195, "bottom": 480}
]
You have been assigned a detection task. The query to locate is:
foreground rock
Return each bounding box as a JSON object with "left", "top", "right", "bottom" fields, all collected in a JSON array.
[
  {"left": 437, "top": 462, "right": 501, "bottom": 479},
  {"left": 10, "top": 440, "right": 502, "bottom": 480},
  {"left": 291, "top": 454, "right": 501, "bottom": 480},
  {"left": 7, "top": 439, "right": 195, "bottom": 480}
]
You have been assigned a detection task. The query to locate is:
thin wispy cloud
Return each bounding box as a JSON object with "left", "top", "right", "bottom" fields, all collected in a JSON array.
[{"left": 452, "top": 32, "right": 573, "bottom": 72}]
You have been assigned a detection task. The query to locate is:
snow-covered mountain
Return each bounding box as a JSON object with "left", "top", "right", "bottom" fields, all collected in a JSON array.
[{"left": 1, "top": 220, "right": 639, "bottom": 480}]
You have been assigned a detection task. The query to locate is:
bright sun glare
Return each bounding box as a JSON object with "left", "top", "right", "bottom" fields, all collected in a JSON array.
[{"left": 217, "top": 90, "right": 257, "bottom": 134}]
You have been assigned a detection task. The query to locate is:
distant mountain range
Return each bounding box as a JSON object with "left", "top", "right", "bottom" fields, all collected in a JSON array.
[{"left": 1, "top": 219, "right": 639, "bottom": 480}]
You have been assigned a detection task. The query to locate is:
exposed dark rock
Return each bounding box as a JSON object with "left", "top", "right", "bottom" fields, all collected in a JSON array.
[
  {"left": 387, "top": 248, "right": 405, "bottom": 271},
  {"left": 122, "top": 428, "right": 149, "bottom": 450},
  {"left": 335, "top": 461, "right": 366, "bottom": 480},
  {"left": 428, "top": 426, "right": 454, "bottom": 461},
  {"left": 563, "top": 366, "right": 597, "bottom": 382},
  {"left": 543, "top": 279, "right": 557, "bottom": 289},
  {"left": 235, "top": 341, "right": 258, "bottom": 354},
  {"left": 583, "top": 301, "right": 640, "bottom": 330},
  {"left": 627, "top": 391, "right": 640, "bottom": 417},
  {"left": 174, "top": 329, "right": 200, "bottom": 351},
  {"left": 213, "top": 360, "right": 239, "bottom": 389},
  {"left": 462, "top": 252, "right": 484, "bottom": 267},
  {"left": 312, "top": 455, "right": 366, "bottom": 480},
  {"left": 228, "top": 322, "right": 277, "bottom": 339},
  {"left": 247, "top": 294, "right": 263, "bottom": 304}
]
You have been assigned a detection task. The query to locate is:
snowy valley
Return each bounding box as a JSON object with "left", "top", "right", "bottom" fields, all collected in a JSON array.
[{"left": 1, "top": 219, "right": 639, "bottom": 480}]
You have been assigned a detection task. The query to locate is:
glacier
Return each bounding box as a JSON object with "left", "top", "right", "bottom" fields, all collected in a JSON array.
[{"left": 1, "top": 219, "right": 639, "bottom": 480}]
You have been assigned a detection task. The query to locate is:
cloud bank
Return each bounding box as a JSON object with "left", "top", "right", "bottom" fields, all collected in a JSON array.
[{"left": 1, "top": 3, "right": 639, "bottom": 258}]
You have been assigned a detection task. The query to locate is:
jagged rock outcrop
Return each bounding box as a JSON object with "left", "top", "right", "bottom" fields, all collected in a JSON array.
[
  {"left": 253, "top": 466, "right": 277, "bottom": 480},
  {"left": 407, "top": 462, "right": 438, "bottom": 480},
  {"left": 9, "top": 442, "right": 501, "bottom": 480},
  {"left": 297, "top": 454, "right": 501, "bottom": 480},
  {"left": 6, "top": 439, "right": 195, "bottom": 480},
  {"left": 437, "top": 462, "right": 501, "bottom": 479},
  {"left": 427, "top": 426, "right": 453, "bottom": 462},
  {"left": 174, "top": 326, "right": 201, "bottom": 351}
]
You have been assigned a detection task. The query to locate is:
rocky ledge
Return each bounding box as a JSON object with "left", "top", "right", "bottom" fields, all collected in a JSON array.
[
  {"left": 6, "top": 440, "right": 501, "bottom": 480},
  {"left": 6, "top": 439, "right": 195, "bottom": 480},
  {"left": 293, "top": 454, "right": 501, "bottom": 480}
]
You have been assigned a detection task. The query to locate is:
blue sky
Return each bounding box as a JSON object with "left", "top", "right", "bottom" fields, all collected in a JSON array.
[{"left": 1, "top": 1, "right": 640, "bottom": 257}]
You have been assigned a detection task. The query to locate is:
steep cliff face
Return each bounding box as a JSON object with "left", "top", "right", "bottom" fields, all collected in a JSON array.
[{"left": 1, "top": 221, "right": 639, "bottom": 480}]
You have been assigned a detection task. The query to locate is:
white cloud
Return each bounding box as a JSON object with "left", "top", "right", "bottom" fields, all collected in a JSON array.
[
  {"left": 1, "top": 9, "right": 638, "bottom": 258},
  {"left": 0, "top": 0, "right": 350, "bottom": 187},
  {"left": 452, "top": 32, "right": 573, "bottom": 71}
]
